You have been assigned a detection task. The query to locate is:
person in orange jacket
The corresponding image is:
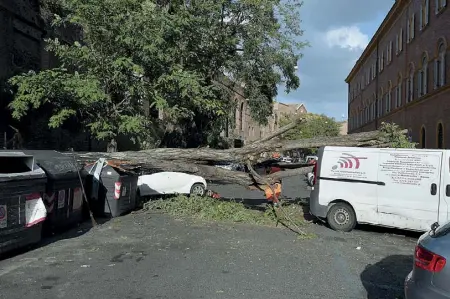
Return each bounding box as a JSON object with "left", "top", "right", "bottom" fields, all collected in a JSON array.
[{"left": 264, "top": 182, "right": 282, "bottom": 205}]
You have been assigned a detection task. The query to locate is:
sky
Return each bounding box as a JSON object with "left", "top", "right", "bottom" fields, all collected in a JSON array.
[{"left": 276, "top": 0, "right": 395, "bottom": 121}]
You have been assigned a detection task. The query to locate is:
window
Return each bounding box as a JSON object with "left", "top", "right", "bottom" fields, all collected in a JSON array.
[
  {"left": 437, "top": 122, "right": 444, "bottom": 149},
  {"left": 379, "top": 51, "right": 385, "bottom": 72},
  {"left": 420, "top": 126, "right": 426, "bottom": 148},
  {"left": 407, "top": 14, "right": 415, "bottom": 43},
  {"left": 420, "top": 0, "right": 430, "bottom": 30},
  {"left": 418, "top": 55, "right": 428, "bottom": 96},
  {"left": 239, "top": 102, "right": 244, "bottom": 131},
  {"left": 399, "top": 28, "right": 404, "bottom": 52},
  {"left": 364, "top": 105, "right": 369, "bottom": 123},
  {"left": 395, "top": 73, "right": 402, "bottom": 108},
  {"left": 407, "top": 65, "right": 414, "bottom": 102},
  {"left": 387, "top": 41, "right": 393, "bottom": 63},
  {"left": 435, "top": 0, "right": 447, "bottom": 14},
  {"left": 386, "top": 82, "right": 392, "bottom": 113},
  {"left": 378, "top": 88, "right": 383, "bottom": 117},
  {"left": 371, "top": 94, "right": 376, "bottom": 120},
  {"left": 435, "top": 42, "right": 446, "bottom": 88}
]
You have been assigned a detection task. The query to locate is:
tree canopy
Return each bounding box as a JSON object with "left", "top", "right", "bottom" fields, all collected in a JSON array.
[
  {"left": 8, "top": 0, "right": 307, "bottom": 148},
  {"left": 279, "top": 113, "right": 341, "bottom": 140}
]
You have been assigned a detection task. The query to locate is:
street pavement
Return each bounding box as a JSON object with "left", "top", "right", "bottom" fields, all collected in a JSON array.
[
  {"left": 208, "top": 175, "right": 309, "bottom": 202},
  {"left": 0, "top": 179, "right": 418, "bottom": 299}
]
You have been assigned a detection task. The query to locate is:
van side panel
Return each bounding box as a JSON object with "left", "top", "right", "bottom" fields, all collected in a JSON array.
[
  {"left": 310, "top": 146, "right": 380, "bottom": 224},
  {"left": 376, "top": 149, "right": 442, "bottom": 231}
]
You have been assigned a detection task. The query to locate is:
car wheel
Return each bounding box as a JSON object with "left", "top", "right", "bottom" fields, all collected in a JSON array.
[
  {"left": 190, "top": 183, "right": 206, "bottom": 196},
  {"left": 326, "top": 202, "right": 356, "bottom": 232}
]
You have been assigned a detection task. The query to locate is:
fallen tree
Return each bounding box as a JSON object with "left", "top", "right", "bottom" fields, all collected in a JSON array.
[{"left": 71, "top": 120, "right": 413, "bottom": 187}]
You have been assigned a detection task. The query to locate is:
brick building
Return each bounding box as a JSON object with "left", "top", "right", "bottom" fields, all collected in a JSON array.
[
  {"left": 227, "top": 83, "right": 307, "bottom": 144},
  {"left": 346, "top": 0, "right": 449, "bottom": 149}
]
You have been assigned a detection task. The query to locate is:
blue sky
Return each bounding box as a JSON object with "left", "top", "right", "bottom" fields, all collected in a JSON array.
[{"left": 276, "top": 0, "right": 395, "bottom": 121}]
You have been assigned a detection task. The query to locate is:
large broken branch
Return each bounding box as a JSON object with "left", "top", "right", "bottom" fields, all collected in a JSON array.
[{"left": 70, "top": 119, "right": 407, "bottom": 187}]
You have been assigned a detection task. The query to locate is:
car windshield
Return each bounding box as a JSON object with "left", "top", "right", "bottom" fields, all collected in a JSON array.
[{"left": 433, "top": 221, "right": 450, "bottom": 238}]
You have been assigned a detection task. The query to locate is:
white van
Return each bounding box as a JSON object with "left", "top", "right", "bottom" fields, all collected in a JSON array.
[{"left": 310, "top": 146, "right": 450, "bottom": 232}]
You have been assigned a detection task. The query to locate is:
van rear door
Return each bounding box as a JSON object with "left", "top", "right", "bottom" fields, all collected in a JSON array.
[
  {"left": 376, "top": 149, "right": 442, "bottom": 231},
  {"left": 439, "top": 151, "right": 450, "bottom": 224}
]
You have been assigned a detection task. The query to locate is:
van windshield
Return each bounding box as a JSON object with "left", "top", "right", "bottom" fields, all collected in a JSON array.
[{"left": 433, "top": 221, "right": 450, "bottom": 238}]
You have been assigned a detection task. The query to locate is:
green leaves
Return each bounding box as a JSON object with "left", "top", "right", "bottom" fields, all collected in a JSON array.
[
  {"left": 379, "top": 122, "right": 416, "bottom": 148},
  {"left": 280, "top": 113, "right": 341, "bottom": 140},
  {"left": 9, "top": 0, "right": 306, "bottom": 147}
]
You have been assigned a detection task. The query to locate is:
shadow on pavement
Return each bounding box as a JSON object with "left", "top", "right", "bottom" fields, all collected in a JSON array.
[
  {"left": 360, "top": 255, "right": 412, "bottom": 299},
  {"left": 0, "top": 216, "right": 111, "bottom": 261},
  {"left": 355, "top": 224, "right": 423, "bottom": 239}
]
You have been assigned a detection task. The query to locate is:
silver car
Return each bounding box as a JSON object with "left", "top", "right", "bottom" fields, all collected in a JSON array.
[{"left": 405, "top": 221, "right": 450, "bottom": 299}]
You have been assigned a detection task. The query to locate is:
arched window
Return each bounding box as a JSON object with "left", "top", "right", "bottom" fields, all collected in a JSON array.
[
  {"left": 437, "top": 122, "right": 444, "bottom": 149},
  {"left": 435, "top": 42, "right": 446, "bottom": 88},
  {"left": 396, "top": 73, "right": 402, "bottom": 108},
  {"left": 386, "top": 81, "right": 392, "bottom": 113},
  {"left": 419, "top": 55, "right": 428, "bottom": 96},
  {"left": 239, "top": 102, "right": 244, "bottom": 131},
  {"left": 407, "top": 64, "right": 414, "bottom": 102},
  {"left": 420, "top": 126, "right": 426, "bottom": 148}
]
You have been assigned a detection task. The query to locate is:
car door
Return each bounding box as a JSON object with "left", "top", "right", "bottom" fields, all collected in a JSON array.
[
  {"left": 377, "top": 149, "right": 442, "bottom": 231},
  {"left": 163, "top": 172, "right": 192, "bottom": 194},
  {"left": 140, "top": 172, "right": 172, "bottom": 195}
]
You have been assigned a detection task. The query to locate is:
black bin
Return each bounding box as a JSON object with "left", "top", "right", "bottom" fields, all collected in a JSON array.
[
  {"left": 0, "top": 152, "right": 47, "bottom": 255},
  {"left": 85, "top": 162, "right": 138, "bottom": 218},
  {"left": 23, "top": 151, "right": 86, "bottom": 234}
]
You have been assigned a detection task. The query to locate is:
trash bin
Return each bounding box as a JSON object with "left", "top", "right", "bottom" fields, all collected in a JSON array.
[
  {"left": 85, "top": 160, "right": 138, "bottom": 218},
  {"left": 23, "top": 150, "right": 87, "bottom": 234},
  {"left": 0, "top": 151, "right": 47, "bottom": 255}
]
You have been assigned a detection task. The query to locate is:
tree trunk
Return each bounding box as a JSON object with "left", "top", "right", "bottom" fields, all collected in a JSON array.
[{"left": 71, "top": 118, "right": 405, "bottom": 187}]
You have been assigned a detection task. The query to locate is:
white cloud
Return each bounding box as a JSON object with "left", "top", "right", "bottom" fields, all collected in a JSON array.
[
  {"left": 276, "top": 0, "right": 394, "bottom": 119},
  {"left": 324, "top": 26, "right": 369, "bottom": 51}
]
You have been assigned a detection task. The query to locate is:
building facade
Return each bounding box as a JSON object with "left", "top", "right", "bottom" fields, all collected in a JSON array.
[
  {"left": 228, "top": 84, "right": 307, "bottom": 144},
  {"left": 346, "top": 0, "right": 449, "bottom": 149}
]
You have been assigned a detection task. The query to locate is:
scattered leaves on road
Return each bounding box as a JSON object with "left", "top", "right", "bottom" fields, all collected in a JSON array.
[{"left": 143, "top": 195, "right": 310, "bottom": 232}]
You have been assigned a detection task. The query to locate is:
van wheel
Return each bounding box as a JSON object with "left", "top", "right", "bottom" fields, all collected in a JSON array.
[
  {"left": 327, "top": 202, "right": 356, "bottom": 232},
  {"left": 190, "top": 183, "right": 206, "bottom": 197}
]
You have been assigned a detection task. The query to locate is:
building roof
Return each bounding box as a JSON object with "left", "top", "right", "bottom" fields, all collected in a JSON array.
[{"left": 345, "top": 0, "right": 406, "bottom": 83}]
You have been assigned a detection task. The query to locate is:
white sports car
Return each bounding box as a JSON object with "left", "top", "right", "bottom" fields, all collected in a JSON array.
[{"left": 137, "top": 172, "right": 207, "bottom": 197}]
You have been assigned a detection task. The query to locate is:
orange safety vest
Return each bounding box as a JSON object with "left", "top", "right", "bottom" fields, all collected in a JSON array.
[{"left": 264, "top": 183, "right": 282, "bottom": 202}]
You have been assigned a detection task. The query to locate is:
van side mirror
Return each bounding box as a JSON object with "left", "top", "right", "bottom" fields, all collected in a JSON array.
[{"left": 446, "top": 185, "right": 450, "bottom": 197}]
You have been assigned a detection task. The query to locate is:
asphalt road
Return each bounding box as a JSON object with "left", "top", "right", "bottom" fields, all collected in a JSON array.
[
  {"left": 208, "top": 175, "right": 309, "bottom": 202},
  {"left": 0, "top": 179, "right": 419, "bottom": 299}
]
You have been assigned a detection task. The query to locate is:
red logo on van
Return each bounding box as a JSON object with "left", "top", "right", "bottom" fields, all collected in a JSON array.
[{"left": 333, "top": 153, "right": 367, "bottom": 170}]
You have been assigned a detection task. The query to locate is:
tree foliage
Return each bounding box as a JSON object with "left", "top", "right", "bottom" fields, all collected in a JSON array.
[
  {"left": 379, "top": 122, "right": 416, "bottom": 148},
  {"left": 279, "top": 113, "right": 341, "bottom": 140},
  {"left": 8, "top": 0, "right": 306, "bottom": 147}
]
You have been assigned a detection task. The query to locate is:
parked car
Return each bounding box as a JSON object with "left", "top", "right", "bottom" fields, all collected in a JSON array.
[
  {"left": 281, "top": 156, "right": 292, "bottom": 163},
  {"left": 137, "top": 172, "right": 207, "bottom": 197},
  {"left": 405, "top": 221, "right": 450, "bottom": 299},
  {"left": 306, "top": 172, "right": 314, "bottom": 186},
  {"left": 305, "top": 155, "right": 318, "bottom": 164},
  {"left": 214, "top": 162, "right": 245, "bottom": 172},
  {"left": 310, "top": 146, "right": 449, "bottom": 232}
]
